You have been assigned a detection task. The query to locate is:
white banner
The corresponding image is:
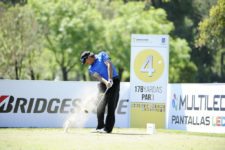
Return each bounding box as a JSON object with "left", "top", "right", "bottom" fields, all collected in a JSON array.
[
  {"left": 0, "top": 80, "right": 130, "bottom": 128},
  {"left": 167, "top": 84, "right": 225, "bottom": 133}
]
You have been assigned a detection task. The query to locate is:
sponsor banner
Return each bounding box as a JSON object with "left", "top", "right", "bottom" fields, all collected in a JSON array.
[
  {"left": 130, "top": 34, "right": 169, "bottom": 128},
  {"left": 0, "top": 80, "right": 130, "bottom": 128},
  {"left": 167, "top": 84, "right": 225, "bottom": 133}
]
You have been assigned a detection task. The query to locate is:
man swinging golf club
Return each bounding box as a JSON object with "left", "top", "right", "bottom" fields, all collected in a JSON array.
[{"left": 80, "top": 50, "right": 120, "bottom": 133}]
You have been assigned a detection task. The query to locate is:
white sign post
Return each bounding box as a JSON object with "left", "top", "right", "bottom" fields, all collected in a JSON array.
[{"left": 130, "top": 34, "right": 169, "bottom": 128}]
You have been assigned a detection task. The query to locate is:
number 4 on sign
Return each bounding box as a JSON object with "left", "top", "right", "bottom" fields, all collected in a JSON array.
[{"left": 140, "top": 56, "right": 155, "bottom": 76}]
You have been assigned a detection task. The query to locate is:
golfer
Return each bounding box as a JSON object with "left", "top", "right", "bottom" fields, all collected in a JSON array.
[{"left": 80, "top": 51, "right": 120, "bottom": 133}]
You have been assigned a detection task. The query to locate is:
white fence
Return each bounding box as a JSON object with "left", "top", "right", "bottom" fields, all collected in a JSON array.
[
  {"left": 167, "top": 84, "right": 225, "bottom": 133},
  {"left": 0, "top": 80, "right": 130, "bottom": 128},
  {"left": 1, "top": 80, "right": 225, "bottom": 133}
]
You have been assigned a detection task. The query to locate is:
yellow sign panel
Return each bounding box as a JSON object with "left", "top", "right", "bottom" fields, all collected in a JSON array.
[{"left": 130, "top": 102, "right": 165, "bottom": 128}]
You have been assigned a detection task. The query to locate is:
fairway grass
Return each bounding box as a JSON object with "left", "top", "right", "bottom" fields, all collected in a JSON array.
[{"left": 0, "top": 128, "right": 224, "bottom": 150}]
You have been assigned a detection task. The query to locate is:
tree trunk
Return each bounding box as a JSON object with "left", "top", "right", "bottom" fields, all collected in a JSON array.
[
  {"left": 151, "top": 0, "right": 156, "bottom": 7},
  {"left": 221, "top": 52, "right": 225, "bottom": 81},
  {"left": 15, "top": 60, "right": 19, "bottom": 80},
  {"left": 30, "top": 68, "right": 35, "bottom": 80},
  {"left": 62, "top": 66, "right": 68, "bottom": 81},
  {"left": 118, "top": 67, "right": 124, "bottom": 81},
  {"left": 82, "top": 73, "right": 86, "bottom": 81},
  {"left": 123, "top": 0, "right": 128, "bottom": 4}
]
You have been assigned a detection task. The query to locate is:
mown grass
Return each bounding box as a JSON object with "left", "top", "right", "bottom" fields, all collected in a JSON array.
[
  {"left": 157, "top": 128, "right": 225, "bottom": 138},
  {"left": 0, "top": 128, "right": 224, "bottom": 150}
]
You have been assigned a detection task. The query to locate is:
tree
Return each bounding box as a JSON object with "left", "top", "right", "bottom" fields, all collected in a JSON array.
[
  {"left": 0, "top": 4, "right": 42, "bottom": 79},
  {"left": 196, "top": 0, "right": 225, "bottom": 81},
  {"left": 0, "top": 0, "right": 27, "bottom": 6},
  {"left": 143, "top": 0, "right": 218, "bottom": 82},
  {"left": 197, "top": 0, "right": 224, "bottom": 49},
  {"left": 94, "top": 0, "right": 196, "bottom": 82},
  {"left": 28, "top": 0, "right": 197, "bottom": 82},
  {"left": 30, "top": 0, "right": 105, "bottom": 81},
  {"left": 169, "top": 38, "right": 197, "bottom": 82}
]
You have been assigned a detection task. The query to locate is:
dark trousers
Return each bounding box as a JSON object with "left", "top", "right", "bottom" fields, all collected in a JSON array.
[{"left": 96, "top": 78, "right": 120, "bottom": 133}]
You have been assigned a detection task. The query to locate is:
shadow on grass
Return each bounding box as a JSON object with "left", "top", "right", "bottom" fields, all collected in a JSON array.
[
  {"left": 65, "top": 131, "right": 150, "bottom": 136},
  {"left": 111, "top": 132, "right": 150, "bottom": 136}
]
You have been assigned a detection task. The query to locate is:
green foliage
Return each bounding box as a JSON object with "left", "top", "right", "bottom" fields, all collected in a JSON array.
[
  {"left": 106, "top": 3, "right": 173, "bottom": 80},
  {"left": 0, "top": 4, "right": 43, "bottom": 79},
  {"left": 197, "top": 0, "right": 225, "bottom": 49},
  {"left": 170, "top": 38, "right": 197, "bottom": 82},
  {"left": 0, "top": 0, "right": 198, "bottom": 82},
  {"left": 30, "top": 0, "right": 105, "bottom": 80},
  {"left": 92, "top": 0, "right": 195, "bottom": 82},
  {"left": 149, "top": 0, "right": 219, "bottom": 82},
  {"left": 0, "top": 0, "right": 27, "bottom": 6},
  {"left": 196, "top": 0, "right": 225, "bottom": 81}
]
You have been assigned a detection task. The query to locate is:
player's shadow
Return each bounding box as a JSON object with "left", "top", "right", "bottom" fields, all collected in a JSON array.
[{"left": 110, "top": 132, "right": 150, "bottom": 136}]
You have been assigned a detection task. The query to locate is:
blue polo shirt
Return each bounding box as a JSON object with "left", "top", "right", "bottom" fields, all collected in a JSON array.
[{"left": 89, "top": 52, "right": 118, "bottom": 80}]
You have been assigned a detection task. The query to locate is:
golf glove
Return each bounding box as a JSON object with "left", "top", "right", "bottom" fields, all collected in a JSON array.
[{"left": 106, "top": 79, "right": 113, "bottom": 88}]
